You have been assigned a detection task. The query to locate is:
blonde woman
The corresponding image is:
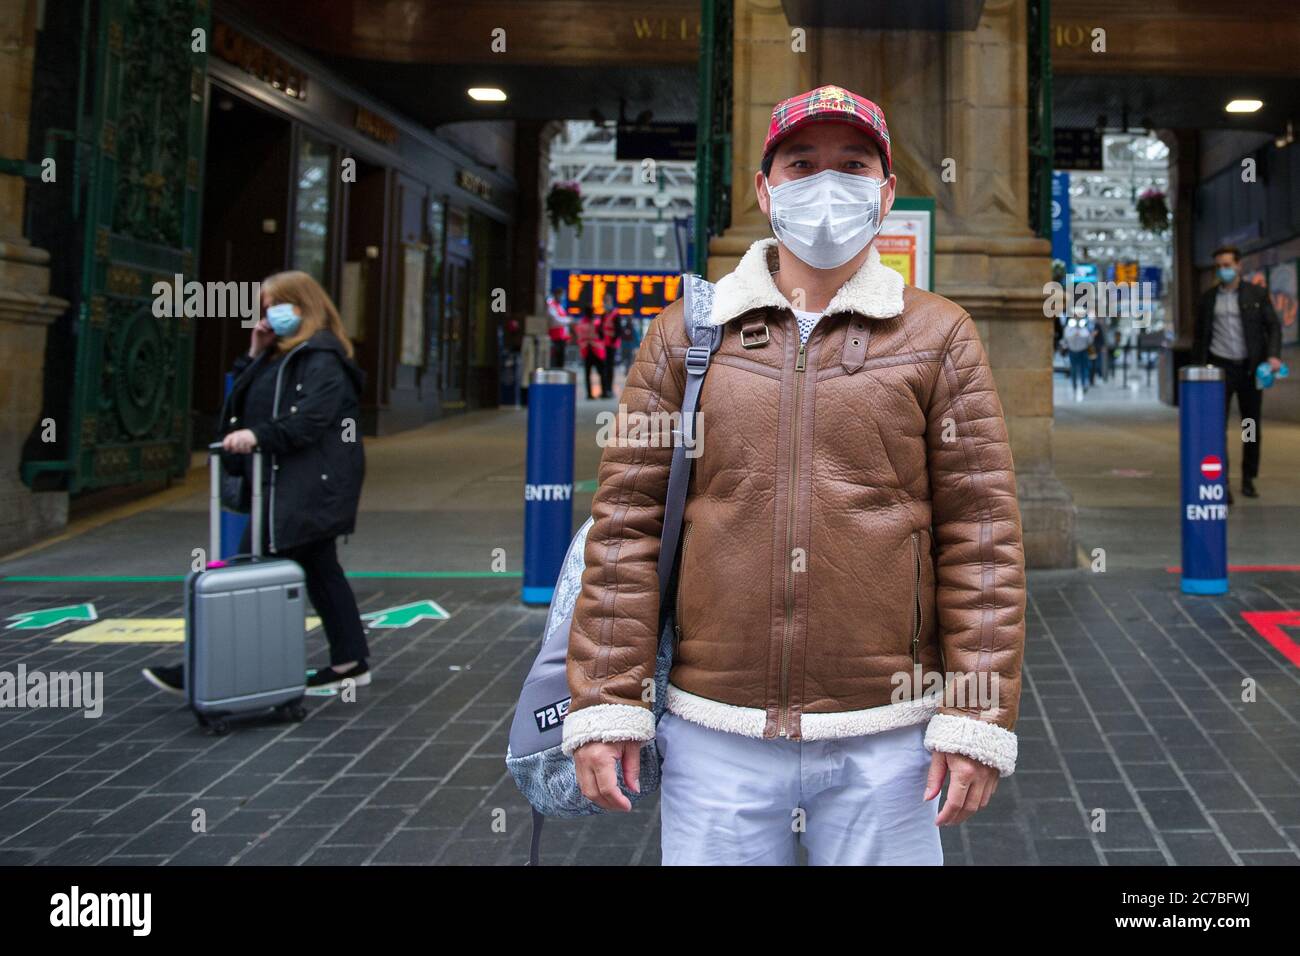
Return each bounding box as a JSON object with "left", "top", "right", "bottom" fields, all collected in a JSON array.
[{"left": 144, "top": 271, "right": 370, "bottom": 695}]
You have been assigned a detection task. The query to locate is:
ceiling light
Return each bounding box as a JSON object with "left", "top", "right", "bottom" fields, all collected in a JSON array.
[
  {"left": 468, "top": 87, "right": 507, "bottom": 102},
  {"left": 1225, "top": 99, "right": 1263, "bottom": 113}
]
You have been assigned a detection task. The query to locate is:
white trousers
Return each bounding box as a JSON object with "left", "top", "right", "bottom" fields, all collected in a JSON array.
[{"left": 657, "top": 711, "right": 943, "bottom": 866}]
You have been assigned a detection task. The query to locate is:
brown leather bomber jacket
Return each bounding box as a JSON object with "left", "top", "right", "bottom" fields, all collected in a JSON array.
[{"left": 562, "top": 239, "right": 1027, "bottom": 775}]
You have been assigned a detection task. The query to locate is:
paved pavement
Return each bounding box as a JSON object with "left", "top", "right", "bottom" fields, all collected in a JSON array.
[
  {"left": 0, "top": 385, "right": 1298, "bottom": 866},
  {"left": 1053, "top": 372, "right": 1300, "bottom": 569}
]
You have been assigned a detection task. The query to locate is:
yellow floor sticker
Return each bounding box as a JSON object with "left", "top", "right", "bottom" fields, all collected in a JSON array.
[{"left": 55, "top": 617, "right": 322, "bottom": 643}]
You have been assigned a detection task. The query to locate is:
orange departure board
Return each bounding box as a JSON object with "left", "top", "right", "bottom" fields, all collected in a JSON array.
[{"left": 550, "top": 270, "right": 682, "bottom": 317}]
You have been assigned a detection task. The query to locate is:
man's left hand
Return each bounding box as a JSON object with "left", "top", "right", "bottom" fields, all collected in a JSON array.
[
  {"left": 925, "top": 751, "right": 1000, "bottom": 825},
  {"left": 1268, "top": 356, "right": 1283, "bottom": 372},
  {"left": 222, "top": 428, "right": 258, "bottom": 454}
]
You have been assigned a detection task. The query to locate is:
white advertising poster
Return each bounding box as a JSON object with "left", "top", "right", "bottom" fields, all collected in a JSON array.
[
  {"left": 339, "top": 260, "right": 365, "bottom": 342},
  {"left": 400, "top": 244, "right": 428, "bottom": 368}
]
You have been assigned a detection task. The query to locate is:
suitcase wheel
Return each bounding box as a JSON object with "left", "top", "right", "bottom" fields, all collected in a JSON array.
[
  {"left": 196, "top": 713, "right": 230, "bottom": 736},
  {"left": 277, "top": 701, "right": 308, "bottom": 723}
]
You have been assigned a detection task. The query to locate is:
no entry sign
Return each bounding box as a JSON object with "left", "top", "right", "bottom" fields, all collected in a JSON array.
[{"left": 1179, "top": 367, "right": 1228, "bottom": 594}]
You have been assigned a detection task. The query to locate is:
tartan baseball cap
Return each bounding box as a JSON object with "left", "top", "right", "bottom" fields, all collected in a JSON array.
[{"left": 762, "top": 84, "right": 891, "bottom": 174}]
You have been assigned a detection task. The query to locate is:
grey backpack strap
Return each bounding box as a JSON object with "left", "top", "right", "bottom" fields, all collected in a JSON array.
[{"left": 656, "top": 274, "right": 722, "bottom": 601}]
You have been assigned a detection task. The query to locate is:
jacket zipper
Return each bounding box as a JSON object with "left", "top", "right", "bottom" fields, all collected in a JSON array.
[
  {"left": 778, "top": 341, "right": 807, "bottom": 737},
  {"left": 910, "top": 531, "right": 922, "bottom": 668},
  {"left": 674, "top": 522, "right": 693, "bottom": 646},
  {"left": 267, "top": 343, "right": 307, "bottom": 555}
]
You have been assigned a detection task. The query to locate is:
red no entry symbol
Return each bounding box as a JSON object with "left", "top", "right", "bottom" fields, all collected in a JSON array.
[
  {"left": 1200, "top": 455, "right": 1222, "bottom": 480},
  {"left": 1242, "top": 611, "right": 1300, "bottom": 668}
]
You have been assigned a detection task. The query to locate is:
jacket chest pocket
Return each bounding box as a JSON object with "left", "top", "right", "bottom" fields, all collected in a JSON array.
[{"left": 673, "top": 522, "right": 694, "bottom": 648}]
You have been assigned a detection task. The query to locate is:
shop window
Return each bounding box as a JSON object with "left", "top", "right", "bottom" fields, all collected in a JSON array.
[
  {"left": 293, "top": 133, "right": 333, "bottom": 284},
  {"left": 428, "top": 197, "right": 445, "bottom": 370}
]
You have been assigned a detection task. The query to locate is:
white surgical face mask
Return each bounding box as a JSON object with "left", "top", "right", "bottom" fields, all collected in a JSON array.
[{"left": 765, "top": 168, "right": 884, "bottom": 270}]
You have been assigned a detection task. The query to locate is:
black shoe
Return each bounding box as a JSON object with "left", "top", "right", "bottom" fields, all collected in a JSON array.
[
  {"left": 306, "top": 661, "right": 371, "bottom": 690},
  {"left": 1242, "top": 480, "right": 1258, "bottom": 498},
  {"left": 142, "top": 664, "right": 184, "bottom": 697}
]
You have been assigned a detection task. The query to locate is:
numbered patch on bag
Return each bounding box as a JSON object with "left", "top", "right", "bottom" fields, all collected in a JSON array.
[{"left": 534, "top": 697, "right": 570, "bottom": 733}]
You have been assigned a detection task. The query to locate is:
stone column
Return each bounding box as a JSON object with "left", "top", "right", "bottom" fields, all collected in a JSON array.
[
  {"left": 1162, "top": 128, "right": 1199, "bottom": 350},
  {"left": 0, "top": 0, "right": 70, "bottom": 555},
  {"left": 708, "top": 0, "right": 1076, "bottom": 567}
]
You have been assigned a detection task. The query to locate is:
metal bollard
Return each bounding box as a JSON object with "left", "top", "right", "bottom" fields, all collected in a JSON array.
[
  {"left": 1178, "top": 365, "right": 1228, "bottom": 595},
  {"left": 522, "top": 369, "right": 576, "bottom": 605}
]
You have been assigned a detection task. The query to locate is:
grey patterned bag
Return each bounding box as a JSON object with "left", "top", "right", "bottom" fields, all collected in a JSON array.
[{"left": 505, "top": 273, "right": 720, "bottom": 864}]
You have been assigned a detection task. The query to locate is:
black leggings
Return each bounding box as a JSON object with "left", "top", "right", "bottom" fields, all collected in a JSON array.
[
  {"left": 583, "top": 353, "right": 603, "bottom": 398},
  {"left": 239, "top": 525, "right": 370, "bottom": 666}
]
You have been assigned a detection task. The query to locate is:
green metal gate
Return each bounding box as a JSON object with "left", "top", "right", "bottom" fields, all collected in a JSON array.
[
  {"left": 693, "top": 0, "right": 733, "bottom": 274},
  {"left": 1027, "top": 0, "right": 1053, "bottom": 239},
  {"left": 58, "top": 0, "right": 209, "bottom": 493}
]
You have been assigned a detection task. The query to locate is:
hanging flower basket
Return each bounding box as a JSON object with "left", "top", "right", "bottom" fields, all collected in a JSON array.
[
  {"left": 546, "top": 181, "right": 584, "bottom": 236},
  {"left": 1136, "top": 188, "right": 1169, "bottom": 234}
]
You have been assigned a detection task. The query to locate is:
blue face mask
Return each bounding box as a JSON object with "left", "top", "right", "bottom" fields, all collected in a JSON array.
[
  {"left": 266, "top": 303, "right": 302, "bottom": 337},
  {"left": 1217, "top": 266, "right": 1237, "bottom": 284}
]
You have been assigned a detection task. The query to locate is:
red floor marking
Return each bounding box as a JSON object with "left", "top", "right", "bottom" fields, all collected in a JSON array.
[
  {"left": 1241, "top": 611, "right": 1300, "bottom": 668},
  {"left": 1165, "top": 565, "right": 1300, "bottom": 573}
]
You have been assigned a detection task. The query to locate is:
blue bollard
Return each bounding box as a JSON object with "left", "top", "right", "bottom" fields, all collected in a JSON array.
[
  {"left": 523, "top": 369, "right": 576, "bottom": 605},
  {"left": 1178, "top": 366, "right": 1228, "bottom": 595}
]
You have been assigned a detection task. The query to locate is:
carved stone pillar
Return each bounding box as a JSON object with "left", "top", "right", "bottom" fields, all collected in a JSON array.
[
  {"left": 709, "top": 0, "right": 1076, "bottom": 567},
  {"left": 0, "top": 0, "right": 70, "bottom": 555}
]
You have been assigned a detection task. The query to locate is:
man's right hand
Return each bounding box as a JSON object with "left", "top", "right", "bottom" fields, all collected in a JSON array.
[{"left": 573, "top": 740, "right": 642, "bottom": 812}]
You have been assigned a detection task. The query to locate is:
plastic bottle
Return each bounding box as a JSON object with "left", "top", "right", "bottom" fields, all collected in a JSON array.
[{"left": 1255, "top": 361, "right": 1291, "bottom": 389}]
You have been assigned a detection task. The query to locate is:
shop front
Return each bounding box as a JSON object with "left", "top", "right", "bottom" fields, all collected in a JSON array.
[
  {"left": 20, "top": 4, "right": 516, "bottom": 500},
  {"left": 195, "top": 15, "right": 516, "bottom": 439}
]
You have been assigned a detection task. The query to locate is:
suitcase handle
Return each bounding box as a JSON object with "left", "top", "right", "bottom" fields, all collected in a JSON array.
[{"left": 208, "top": 441, "right": 263, "bottom": 560}]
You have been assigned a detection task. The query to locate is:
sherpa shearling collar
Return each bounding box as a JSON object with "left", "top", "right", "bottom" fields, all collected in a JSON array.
[{"left": 708, "top": 237, "right": 905, "bottom": 326}]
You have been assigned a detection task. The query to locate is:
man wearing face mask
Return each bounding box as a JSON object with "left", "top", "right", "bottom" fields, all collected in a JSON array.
[
  {"left": 1192, "top": 246, "right": 1283, "bottom": 500},
  {"left": 564, "top": 85, "right": 1026, "bottom": 865}
]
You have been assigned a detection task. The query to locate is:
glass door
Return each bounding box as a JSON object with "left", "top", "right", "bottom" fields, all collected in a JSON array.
[
  {"left": 441, "top": 255, "right": 471, "bottom": 408},
  {"left": 440, "top": 206, "right": 472, "bottom": 409}
]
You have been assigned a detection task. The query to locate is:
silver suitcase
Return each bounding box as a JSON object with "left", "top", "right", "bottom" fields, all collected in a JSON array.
[{"left": 185, "top": 443, "right": 307, "bottom": 734}]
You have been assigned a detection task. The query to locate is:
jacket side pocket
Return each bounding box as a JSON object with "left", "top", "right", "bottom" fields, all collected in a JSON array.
[{"left": 910, "top": 531, "right": 922, "bottom": 668}]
